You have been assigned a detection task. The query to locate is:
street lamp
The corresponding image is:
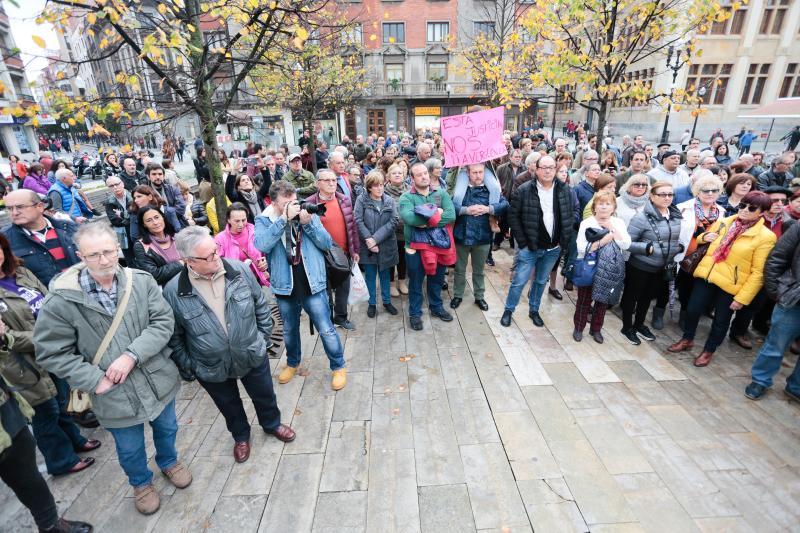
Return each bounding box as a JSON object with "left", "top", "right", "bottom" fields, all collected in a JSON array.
[
  {"left": 660, "top": 44, "right": 690, "bottom": 144},
  {"left": 446, "top": 83, "right": 452, "bottom": 115},
  {"left": 690, "top": 86, "right": 707, "bottom": 139}
]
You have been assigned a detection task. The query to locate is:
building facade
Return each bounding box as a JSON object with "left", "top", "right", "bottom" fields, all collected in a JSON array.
[
  {"left": 605, "top": 0, "right": 800, "bottom": 145},
  {"left": 0, "top": 4, "right": 39, "bottom": 157}
]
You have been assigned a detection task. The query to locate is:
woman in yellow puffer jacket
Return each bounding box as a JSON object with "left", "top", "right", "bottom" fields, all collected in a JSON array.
[{"left": 668, "top": 191, "right": 777, "bottom": 367}]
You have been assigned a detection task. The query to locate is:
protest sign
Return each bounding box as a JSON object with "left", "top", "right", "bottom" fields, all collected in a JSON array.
[{"left": 440, "top": 106, "right": 507, "bottom": 167}]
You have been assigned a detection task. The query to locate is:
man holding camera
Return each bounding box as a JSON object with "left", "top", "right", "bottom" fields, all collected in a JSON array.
[
  {"left": 305, "top": 169, "right": 360, "bottom": 330},
  {"left": 254, "top": 181, "right": 347, "bottom": 391}
]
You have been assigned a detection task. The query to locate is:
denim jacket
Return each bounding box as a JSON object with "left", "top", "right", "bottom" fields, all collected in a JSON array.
[{"left": 254, "top": 204, "right": 333, "bottom": 296}]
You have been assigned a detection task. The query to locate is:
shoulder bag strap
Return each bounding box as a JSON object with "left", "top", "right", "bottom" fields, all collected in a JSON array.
[{"left": 91, "top": 268, "right": 134, "bottom": 366}]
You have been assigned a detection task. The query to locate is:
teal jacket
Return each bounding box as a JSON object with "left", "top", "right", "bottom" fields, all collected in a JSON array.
[{"left": 398, "top": 187, "right": 456, "bottom": 245}]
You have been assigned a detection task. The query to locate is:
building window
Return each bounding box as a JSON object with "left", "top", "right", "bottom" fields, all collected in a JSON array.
[
  {"left": 740, "top": 63, "right": 771, "bottom": 105},
  {"left": 685, "top": 63, "right": 732, "bottom": 105},
  {"left": 759, "top": 0, "right": 789, "bottom": 34},
  {"left": 385, "top": 64, "right": 404, "bottom": 83},
  {"left": 428, "top": 62, "right": 447, "bottom": 82},
  {"left": 709, "top": 2, "right": 748, "bottom": 34},
  {"left": 382, "top": 22, "right": 405, "bottom": 44},
  {"left": 780, "top": 63, "right": 800, "bottom": 98},
  {"left": 427, "top": 22, "right": 449, "bottom": 43},
  {"left": 474, "top": 21, "right": 495, "bottom": 37},
  {"left": 342, "top": 24, "right": 362, "bottom": 45}
]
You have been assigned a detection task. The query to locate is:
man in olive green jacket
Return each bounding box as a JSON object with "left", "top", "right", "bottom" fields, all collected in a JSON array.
[
  {"left": 284, "top": 153, "right": 317, "bottom": 199},
  {"left": 33, "top": 221, "right": 191, "bottom": 515}
]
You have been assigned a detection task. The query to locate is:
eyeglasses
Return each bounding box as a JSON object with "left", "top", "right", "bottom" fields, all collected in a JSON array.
[
  {"left": 738, "top": 203, "right": 760, "bottom": 213},
  {"left": 538, "top": 166, "right": 556, "bottom": 170},
  {"left": 5, "top": 203, "right": 40, "bottom": 212},
  {"left": 631, "top": 183, "right": 648, "bottom": 188},
  {"left": 653, "top": 193, "right": 674, "bottom": 198},
  {"left": 700, "top": 189, "right": 720, "bottom": 194},
  {"left": 771, "top": 198, "right": 788, "bottom": 205},
  {"left": 188, "top": 249, "right": 219, "bottom": 262},
  {"left": 82, "top": 249, "right": 119, "bottom": 262}
]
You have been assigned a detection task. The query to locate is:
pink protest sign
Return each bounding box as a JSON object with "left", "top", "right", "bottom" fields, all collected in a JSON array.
[{"left": 440, "top": 106, "right": 507, "bottom": 167}]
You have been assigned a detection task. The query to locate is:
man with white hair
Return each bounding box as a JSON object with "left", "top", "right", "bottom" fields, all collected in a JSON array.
[
  {"left": 328, "top": 152, "right": 353, "bottom": 199},
  {"left": 511, "top": 152, "right": 541, "bottom": 193},
  {"left": 163, "top": 226, "right": 295, "bottom": 464},
  {"left": 34, "top": 221, "right": 191, "bottom": 515},
  {"left": 48, "top": 168, "right": 93, "bottom": 224},
  {"left": 680, "top": 149, "right": 702, "bottom": 176},
  {"left": 700, "top": 155, "right": 717, "bottom": 170},
  {"left": 736, "top": 153, "right": 762, "bottom": 178},
  {"left": 570, "top": 149, "right": 599, "bottom": 187}
]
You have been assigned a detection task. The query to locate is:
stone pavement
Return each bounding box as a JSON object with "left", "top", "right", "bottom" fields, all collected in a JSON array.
[{"left": 2, "top": 248, "right": 799, "bottom": 532}]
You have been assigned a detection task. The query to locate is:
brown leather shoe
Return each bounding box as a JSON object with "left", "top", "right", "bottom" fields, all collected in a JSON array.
[
  {"left": 731, "top": 334, "right": 752, "bottom": 350},
  {"left": 694, "top": 351, "right": 715, "bottom": 367},
  {"left": 75, "top": 439, "right": 101, "bottom": 453},
  {"left": 266, "top": 424, "right": 296, "bottom": 443},
  {"left": 668, "top": 339, "right": 694, "bottom": 353},
  {"left": 56, "top": 457, "right": 95, "bottom": 476},
  {"left": 233, "top": 441, "right": 250, "bottom": 463}
]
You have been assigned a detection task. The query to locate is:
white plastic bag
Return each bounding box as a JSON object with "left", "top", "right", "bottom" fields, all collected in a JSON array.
[{"left": 348, "top": 263, "right": 370, "bottom": 305}]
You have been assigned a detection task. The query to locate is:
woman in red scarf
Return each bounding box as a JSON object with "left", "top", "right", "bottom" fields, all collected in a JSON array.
[{"left": 669, "top": 191, "right": 777, "bottom": 367}]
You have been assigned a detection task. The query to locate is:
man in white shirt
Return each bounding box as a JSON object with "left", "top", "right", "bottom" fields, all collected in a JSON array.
[{"left": 647, "top": 150, "right": 690, "bottom": 188}]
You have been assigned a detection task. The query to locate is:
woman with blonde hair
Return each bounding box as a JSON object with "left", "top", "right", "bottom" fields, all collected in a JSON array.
[
  {"left": 616, "top": 174, "right": 651, "bottom": 227},
  {"left": 572, "top": 191, "right": 630, "bottom": 343}
]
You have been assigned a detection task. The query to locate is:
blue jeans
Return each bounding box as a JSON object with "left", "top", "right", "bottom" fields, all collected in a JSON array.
[
  {"left": 405, "top": 250, "right": 445, "bottom": 318},
  {"left": 31, "top": 375, "right": 86, "bottom": 475},
  {"left": 106, "top": 400, "right": 178, "bottom": 488},
  {"left": 751, "top": 304, "right": 800, "bottom": 392},
  {"left": 504, "top": 246, "right": 562, "bottom": 313},
  {"left": 276, "top": 290, "right": 346, "bottom": 371},
  {"left": 363, "top": 264, "right": 391, "bottom": 305}
]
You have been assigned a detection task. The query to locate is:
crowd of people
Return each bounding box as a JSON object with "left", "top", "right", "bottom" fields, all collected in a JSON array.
[{"left": 0, "top": 118, "right": 799, "bottom": 531}]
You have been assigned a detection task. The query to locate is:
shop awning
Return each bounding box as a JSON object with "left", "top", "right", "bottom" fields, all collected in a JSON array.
[{"left": 737, "top": 97, "right": 800, "bottom": 119}]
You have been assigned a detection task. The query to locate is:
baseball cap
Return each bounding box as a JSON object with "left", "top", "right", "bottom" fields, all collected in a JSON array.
[{"left": 287, "top": 153, "right": 302, "bottom": 162}]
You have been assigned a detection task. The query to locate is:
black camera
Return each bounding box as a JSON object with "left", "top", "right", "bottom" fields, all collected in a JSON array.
[{"left": 300, "top": 201, "right": 327, "bottom": 216}]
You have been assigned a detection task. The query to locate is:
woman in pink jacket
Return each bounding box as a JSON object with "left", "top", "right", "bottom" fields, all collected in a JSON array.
[{"left": 214, "top": 202, "right": 269, "bottom": 286}]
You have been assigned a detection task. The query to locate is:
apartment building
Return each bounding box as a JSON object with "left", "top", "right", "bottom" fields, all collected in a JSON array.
[
  {"left": 0, "top": 4, "right": 38, "bottom": 156},
  {"left": 606, "top": 0, "right": 800, "bottom": 144}
]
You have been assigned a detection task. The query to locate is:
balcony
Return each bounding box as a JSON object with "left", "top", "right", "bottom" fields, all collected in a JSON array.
[
  {"left": 0, "top": 11, "right": 8, "bottom": 26},
  {"left": 370, "top": 80, "right": 492, "bottom": 99},
  {"left": 1, "top": 47, "right": 23, "bottom": 70}
]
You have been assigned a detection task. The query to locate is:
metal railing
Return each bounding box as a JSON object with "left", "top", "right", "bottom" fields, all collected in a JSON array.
[{"left": 370, "top": 80, "right": 492, "bottom": 98}]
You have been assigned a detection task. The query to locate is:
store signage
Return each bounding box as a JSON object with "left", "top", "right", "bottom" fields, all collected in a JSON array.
[
  {"left": 440, "top": 106, "right": 506, "bottom": 166},
  {"left": 415, "top": 106, "right": 441, "bottom": 116}
]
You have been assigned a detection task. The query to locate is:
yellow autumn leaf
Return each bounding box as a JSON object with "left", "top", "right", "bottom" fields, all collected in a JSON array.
[
  {"left": 388, "top": 36, "right": 395, "bottom": 44},
  {"left": 145, "top": 108, "right": 158, "bottom": 120},
  {"left": 157, "top": 3, "right": 167, "bottom": 14},
  {"left": 87, "top": 13, "right": 97, "bottom": 24},
  {"left": 369, "top": 34, "right": 377, "bottom": 41},
  {"left": 32, "top": 35, "right": 47, "bottom": 48},
  {"left": 67, "top": 118, "right": 76, "bottom": 126},
  {"left": 56, "top": 71, "right": 65, "bottom": 80}
]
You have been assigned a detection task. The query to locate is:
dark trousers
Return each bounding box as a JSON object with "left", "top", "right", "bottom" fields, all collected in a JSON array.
[
  {"left": 493, "top": 211, "right": 514, "bottom": 248},
  {"left": 390, "top": 240, "right": 407, "bottom": 281},
  {"left": 574, "top": 285, "right": 608, "bottom": 333},
  {"left": 655, "top": 279, "right": 669, "bottom": 309},
  {"left": 198, "top": 359, "right": 281, "bottom": 442},
  {"left": 677, "top": 270, "right": 695, "bottom": 310},
  {"left": 328, "top": 274, "right": 351, "bottom": 321},
  {"left": 681, "top": 278, "right": 736, "bottom": 352},
  {"left": 0, "top": 428, "right": 59, "bottom": 530},
  {"left": 620, "top": 264, "right": 661, "bottom": 330},
  {"left": 730, "top": 288, "right": 770, "bottom": 336},
  {"left": 32, "top": 375, "right": 87, "bottom": 475}
]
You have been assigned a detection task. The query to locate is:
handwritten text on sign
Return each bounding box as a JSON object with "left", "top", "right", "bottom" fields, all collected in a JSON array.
[{"left": 441, "top": 106, "right": 507, "bottom": 167}]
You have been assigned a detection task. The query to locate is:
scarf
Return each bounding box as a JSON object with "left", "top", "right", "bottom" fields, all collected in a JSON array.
[
  {"left": 452, "top": 166, "right": 502, "bottom": 209},
  {"left": 694, "top": 199, "right": 720, "bottom": 229},
  {"left": 240, "top": 189, "right": 261, "bottom": 220},
  {"left": 786, "top": 206, "right": 800, "bottom": 220},
  {"left": 711, "top": 216, "right": 757, "bottom": 263},
  {"left": 620, "top": 191, "right": 648, "bottom": 211},
  {"left": 150, "top": 235, "right": 181, "bottom": 263},
  {"left": 384, "top": 182, "right": 409, "bottom": 200}
]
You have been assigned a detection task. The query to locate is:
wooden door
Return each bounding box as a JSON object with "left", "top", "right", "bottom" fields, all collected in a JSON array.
[{"left": 367, "top": 109, "right": 386, "bottom": 137}]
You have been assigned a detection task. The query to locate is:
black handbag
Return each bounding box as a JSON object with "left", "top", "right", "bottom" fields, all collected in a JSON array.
[{"left": 324, "top": 241, "right": 351, "bottom": 286}]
